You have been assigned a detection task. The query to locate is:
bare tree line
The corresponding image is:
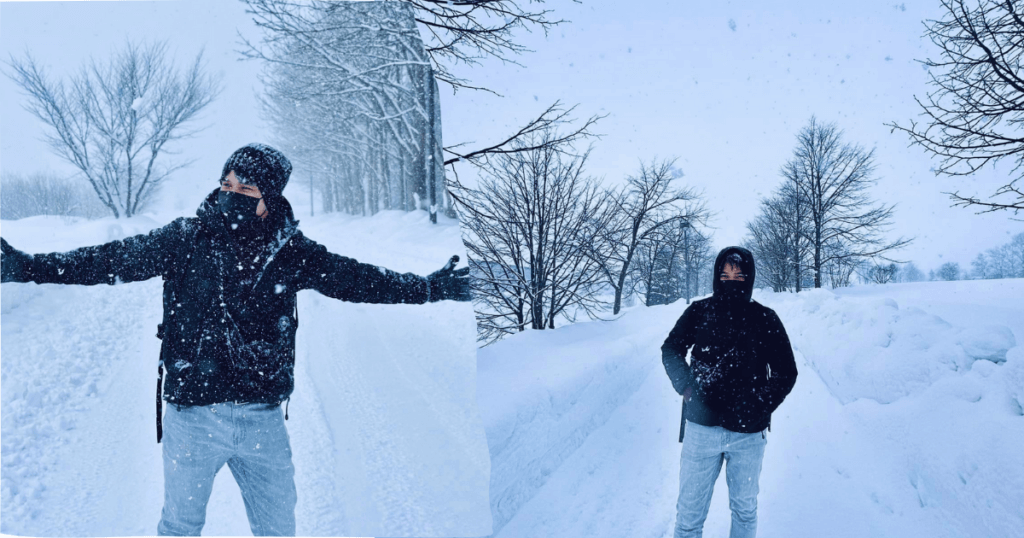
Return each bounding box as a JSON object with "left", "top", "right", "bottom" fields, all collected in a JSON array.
[
  {"left": 745, "top": 116, "right": 910, "bottom": 291},
  {"left": 451, "top": 118, "right": 712, "bottom": 343},
  {"left": 864, "top": 232, "right": 1023, "bottom": 285},
  {"left": 5, "top": 0, "right": 580, "bottom": 222},
  {"left": 0, "top": 172, "right": 107, "bottom": 220},
  {"left": 969, "top": 232, "right": 1024, "bottom": 279},
  {"left": 242, "top": 0, "right": 600, "bottom": 223},
  {"left": 451, "top": 133, "right": 611, "bottom": 341},
  {"left": 630, "top": 217, "right": 715, "bottom": 307},
  {"left": 244, "top": 0, "right": 449, "bottom": 219},
  {"left": 590, "top": 159, "right": 710, "bottom": 314}
]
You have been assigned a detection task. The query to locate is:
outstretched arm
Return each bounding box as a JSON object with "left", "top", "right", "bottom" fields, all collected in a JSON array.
[
  {"left": 662, "top": 304, "right": 698, "bottom": 397},
  {"left": 1, "top": 220, "right": 185, "bottom": 286},
  {"left": 295, "top": 238, "right": 470, "bottom": 304}
]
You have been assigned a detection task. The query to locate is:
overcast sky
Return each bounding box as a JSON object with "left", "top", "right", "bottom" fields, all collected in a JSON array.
[{"left": 1, "top": 0, "right": 1020, "bottom": 271}]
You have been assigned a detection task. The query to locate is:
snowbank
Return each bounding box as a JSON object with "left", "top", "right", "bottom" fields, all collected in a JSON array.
[
  {"left": 757, "top": 285, "right": 1023, "bottom": 538},
  {"left": 760, "top": 288, "right": 1016, "bottom": 404}
]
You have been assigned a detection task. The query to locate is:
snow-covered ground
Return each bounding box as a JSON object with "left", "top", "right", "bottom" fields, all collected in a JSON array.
[
  {"left": 0, "top": 210, "right": 492, "bottom": 537},
  {"left": 5, "top": 209, "right": 1022, "bottom": 538},
  {"left": 478, "top": 280, "right": 1024, "bottom": 538}
]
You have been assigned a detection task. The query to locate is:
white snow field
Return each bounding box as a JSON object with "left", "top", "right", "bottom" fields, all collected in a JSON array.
[
  {"left": 478, "top": 280, "right": 1024, "bottom": 538},
  {"left": 0, "top": 210, "right": 493, "bottom": 537}
]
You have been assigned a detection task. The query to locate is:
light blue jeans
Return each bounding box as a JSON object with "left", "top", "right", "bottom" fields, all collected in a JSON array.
[
  {"left": 157, "top": 402, "right": 297, "bottom": 536},
  {"left": 674, "top": 421, "right": 767, "bottom": 538}
]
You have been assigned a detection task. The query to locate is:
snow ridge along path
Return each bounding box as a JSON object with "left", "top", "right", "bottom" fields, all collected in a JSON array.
[
  {"left": 478, "top": 281, "right": 1024, "bottom": 538},
  {"left": 1, "top": 211, "right": 492, "bottom": 537}
]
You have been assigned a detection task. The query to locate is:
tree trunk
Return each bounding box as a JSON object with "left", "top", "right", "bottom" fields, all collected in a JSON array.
[
  {"left": 613, "top": 263, "right": 630, "bottom": 315},
  {"left": 814, "top": 227, "right": 822, "bottom": 289},
  {"left": 426, "top": 66, "right": 438, "bottom": 224}
]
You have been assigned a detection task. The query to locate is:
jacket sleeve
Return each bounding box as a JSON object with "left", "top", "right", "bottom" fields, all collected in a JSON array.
[
  {"left": 294, "top": 237, "right": 429, "bottom": 304},
  {"left": 23, "top": 219, "right": 186, "bottom": 285},
  {"left": 662, "top": 303, "right": 698, "bottom": 395},
  {"left": 760, "top": 310, "right": 798, "bottom": 414}
]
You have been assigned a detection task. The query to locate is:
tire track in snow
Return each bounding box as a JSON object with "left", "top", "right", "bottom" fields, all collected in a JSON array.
[
  {"left": 301, "top": 295, "right": 433, "bottom": 535},
  {"left": 289, "top": 328, "right": 349, "bottom": 536}
]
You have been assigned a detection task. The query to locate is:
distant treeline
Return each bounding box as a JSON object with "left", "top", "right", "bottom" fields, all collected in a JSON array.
[
  {"left": 0, "top": 172, "right": 108, "bottom": 220},
  {"left": 926, "top": 233, "right": 1024, "bottom": 282}
]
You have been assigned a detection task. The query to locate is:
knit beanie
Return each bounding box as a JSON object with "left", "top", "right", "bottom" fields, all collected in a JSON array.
[{"left": 220, "top": 144, "right": 292, "bottom": 197}]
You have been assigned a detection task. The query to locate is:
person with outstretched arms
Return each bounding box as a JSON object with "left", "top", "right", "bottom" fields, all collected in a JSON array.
[{"left": 1, "top": 144, "right": 471, "bottom": 536}]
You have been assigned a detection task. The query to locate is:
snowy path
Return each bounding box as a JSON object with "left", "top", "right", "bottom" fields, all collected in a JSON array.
[
  {"left": 493, "top": 351, "right": 948, "bottom": 538},
  {"left": 486, "top": 281, "right": 1024, "bottom": 538},
  {"left": 1, "top": 212, "right": 492, "bottom": 537}
]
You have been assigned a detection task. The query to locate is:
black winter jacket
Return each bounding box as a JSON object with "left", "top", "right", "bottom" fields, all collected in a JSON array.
[
  {"left": 662, "top": 247, "right": 798, "bottom": 436},
  {"left": 13, "top": 190, "right": 431, "bottom": 406}
]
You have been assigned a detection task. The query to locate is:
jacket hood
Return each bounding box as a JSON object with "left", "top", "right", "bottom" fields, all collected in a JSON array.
[{"left": 711, "top": 246, "right": 756, "bottom": 303}]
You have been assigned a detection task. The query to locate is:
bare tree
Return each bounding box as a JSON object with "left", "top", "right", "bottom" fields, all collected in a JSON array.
[
  {"left": 970, "top": 232, "right": 1024, "bottom": 278},
  {"left": 821, "top": 240, "right": 863, "bottom": 289},
  {"left": 591, "top": 158, "right": 709, "bottom": 314},
  {"left": 1009, "top": 232, "right": 1024, "bottom": 274},
  {"left": 450, "top": 131, "right": 611, "bottom": 343},
  {"left": 778, "top": 161, "right": 815, "bottom": 291},
  {"left": 6, "top": 41, "right": 219, "bottom": 218},
  {"left": 864, "top": 262, "right": 899, "bottom": 284},
  {"left": 898, "top": 261, "right": 926, "bottom": 282},
  {"left": 937, "top": 261, "right": 963, "bottom": 281},
  {"left": 988, "top": 244, "right": 1017, "bottom": 278},
  {"left": 675, "top": 221, "right": 715, "bottom": 302},
  {"left": 970, "top": 252, "right": 989, "bottom": 279},
  {"left": 630, "top": 220, "right": 712, "bottom": 306},
  {"left": 888, "top": 0, "right": 1024, "bottom": 215},
  {"left": 250, "top": 0, "right": 574, "bottom": 94},
  {"left": 787, "top": 117, "right": 911, "bottom": 288},
  {"left": 630, "top": 229, "right": 671, "bottom": 306},
  {"left": 745, "top": 187, "right": 813, "bottom": 292}
]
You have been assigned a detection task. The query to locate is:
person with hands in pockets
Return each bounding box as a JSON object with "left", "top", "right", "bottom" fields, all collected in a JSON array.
[{"left": 661, "top": 246, "right": 798, "bottom": 538}]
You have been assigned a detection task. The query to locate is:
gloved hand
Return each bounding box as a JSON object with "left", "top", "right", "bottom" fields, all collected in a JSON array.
[
  {"left": 426, "top": 255, "right": 471, "bottom": 302},
  {"left": 1, "top": 238, "right": 33, "bottom": 283}
]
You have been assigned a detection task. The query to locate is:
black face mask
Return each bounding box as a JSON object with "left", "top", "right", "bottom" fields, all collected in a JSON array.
[
  {"left": 717, "top": 280, "right": 748, "bottom": 304},
  {"left": 218, "top": 190, "right": 263, "bottom": 230}
]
